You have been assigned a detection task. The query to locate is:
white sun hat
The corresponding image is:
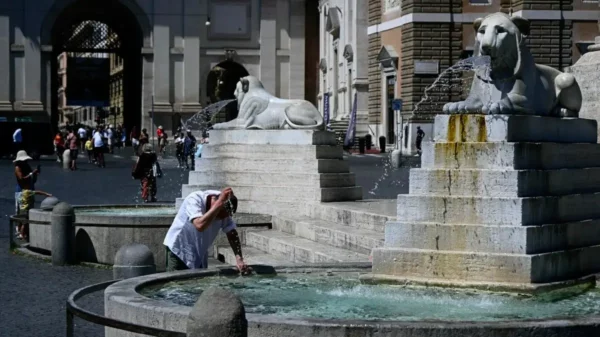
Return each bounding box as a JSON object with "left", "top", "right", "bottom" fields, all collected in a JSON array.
[{"left": 13, "top": 150, "right": 32, "bottom": 162}]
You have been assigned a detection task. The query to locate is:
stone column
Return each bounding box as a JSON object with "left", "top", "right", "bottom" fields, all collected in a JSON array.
[
  {"left": 289, "top": 0, "right": 305, "bottom": 99},
  {"left": 12, "top": 4, "right": 24, "bottom": 106},
  {"left": 259, "top": 0, "right": 277, "bottom": 95},
  {"left": 171, "top": 1, "right": 184, "bottom": 120},
  {"left": 352, "top": 0, "right": 369, "bottom": 138},
  {"left": 51, "top": 202, "right": 76, "bottom": 266},
  {"left": 153, "top": 1, "right": 172, "bottom": 115},
  {"left": 21, "top": 4, "right": 43, "bottom": 112},
  {"left": 141, "top": 50, "right": 154, "bottom": 132},
  {"left": 0, "top": 11, "right": 11, "bottom": 111},
  {"left": 182, "top": 0, "right": 202, "bottom": 113}
]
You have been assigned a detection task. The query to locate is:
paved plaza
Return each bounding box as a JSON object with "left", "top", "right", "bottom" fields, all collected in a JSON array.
[{"left": 0, "top": 149, "right": 410, "bottom": 337}]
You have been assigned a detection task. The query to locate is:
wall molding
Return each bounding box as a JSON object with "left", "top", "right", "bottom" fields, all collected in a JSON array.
[{"left": 368, "top": 11, "right": 599, "bottom": 35}]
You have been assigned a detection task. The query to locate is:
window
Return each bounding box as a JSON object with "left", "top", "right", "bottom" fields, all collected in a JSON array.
[{"left": 469, "top": 0, "right": 491, "bottom": 5}]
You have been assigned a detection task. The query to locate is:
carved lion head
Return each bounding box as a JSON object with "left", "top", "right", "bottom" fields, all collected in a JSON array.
[
  {"left": 234, "top": 76, "right": 266, "bottom": 106},
  {"left": 473, "top": 13, "right": 530, "bottom": 76}
]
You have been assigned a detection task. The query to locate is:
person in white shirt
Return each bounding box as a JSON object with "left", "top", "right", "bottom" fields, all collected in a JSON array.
[
  {"left": 92, "top": 128, "right": 105, "bottom": 168},
  {"left": 77, "top": 127, "right": 87, "bottom": 149},
  {"left": 163, "top": 187, "right": 250, "bottom": 273}
]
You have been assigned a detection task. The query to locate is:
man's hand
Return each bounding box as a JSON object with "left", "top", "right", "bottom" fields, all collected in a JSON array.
[
  {"left": 214, "top": 188, "right": 233, "bottom": 210},
  {"left": 236, "top": 255, "right": 252, "bottom": 275}
]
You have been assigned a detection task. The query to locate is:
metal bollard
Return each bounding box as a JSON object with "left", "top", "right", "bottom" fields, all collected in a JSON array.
[
  {"left": 186, "top": 287, "right": 247, "bottom": 337},
  {"left": 113, "top": 243, "right": 156, "bottom": 279},
  {"left": 51, "top": 202, "right": 76, "bottom": 266}
]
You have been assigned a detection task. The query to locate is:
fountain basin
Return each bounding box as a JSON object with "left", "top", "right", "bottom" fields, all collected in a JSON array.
[
  {"left": 105, "top": 264, "right": 600, "bottom": 337},
  {"left": 28, "top": 205, "right": 270, "bottom": 271}
]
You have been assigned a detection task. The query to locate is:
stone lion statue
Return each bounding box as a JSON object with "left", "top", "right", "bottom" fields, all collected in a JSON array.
[
  {"left": 443, "top": 12, "right": 582, "bottom": 117},
  {"left": 212, "top": 76, "right": 324, "bottom": 130}
]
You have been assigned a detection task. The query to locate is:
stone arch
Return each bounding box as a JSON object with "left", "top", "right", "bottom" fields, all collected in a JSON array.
[
  {"left": 40, "top": 0, "right": 151, "bottom": 47},
  {"left": 42, "top": 0, "right": 149, "bottom": 133},
  {"left": 206, "top": 60, "right": 250, "bottom": 122}
]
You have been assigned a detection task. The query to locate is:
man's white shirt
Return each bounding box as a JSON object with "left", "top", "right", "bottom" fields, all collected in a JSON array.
[{"left": 163, "top": 190, "right": 236, "bottom": 269}]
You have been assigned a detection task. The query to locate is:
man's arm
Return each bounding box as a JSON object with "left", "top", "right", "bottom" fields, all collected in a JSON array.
[
  {"left": 225, "top": 229, "right": 243, "bottom": 258},
  {"left": 190, "top": 202, "right": 222, "bottom": 232}
]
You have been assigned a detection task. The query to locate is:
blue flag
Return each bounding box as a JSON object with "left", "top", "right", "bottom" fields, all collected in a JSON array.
[
  {"left": 323, "top": 93, "right": 330, "bottom": 131},
  {"left": 344, "top": 92, "right": 358, "bottom": 148}
]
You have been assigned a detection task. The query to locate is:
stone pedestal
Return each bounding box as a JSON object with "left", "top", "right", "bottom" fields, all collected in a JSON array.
[
  {"left": 567, "top": 37, "right": 600, "bottom": 143},
  {"left": 367, "top": 114, "right": 600, "bottom": 293},
  {"left": 181, "top": 130, "right": 362, "bottom": 216}
]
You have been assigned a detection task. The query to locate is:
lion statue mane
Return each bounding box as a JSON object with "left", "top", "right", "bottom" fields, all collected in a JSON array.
[
  {"left": 443, "top": 12, "right": 582, "bottom": 117},
  {"left": 212, "top": 76, "right": 324, "bottom": 130}
]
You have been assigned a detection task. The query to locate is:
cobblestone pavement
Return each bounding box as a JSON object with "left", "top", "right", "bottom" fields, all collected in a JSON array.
[{"left": 0, "top": 147, "right": 410, "bottom": 337}]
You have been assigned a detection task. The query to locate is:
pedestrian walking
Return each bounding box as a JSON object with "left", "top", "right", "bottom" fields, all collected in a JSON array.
[
  {"left": 132, "top": 143, "right": 162, "bottom": 203},
  {"left": 53, "top": 132, "right": 65, "bottom": 163},
  {"left": 85, "top": 137, "right": 94, "bottom": 163},
  {"left": 175, "top": 132, "right": 185, "bottom": 168},
  {"left": 14, "top": 150, "right": 50, "bottom": 241},
  {"left": 93, "top": 128, "right": 106, "bottom": 168},
  {"left": 66, "top": 128, "right": 79, "bottom": 171},
  {"left": 415, "top": 126, "right": 425, "bottom": 156},
  {"left": 130, "top": 126, "right": 140, "bottom": 154},
  {"left": 77, "top": 125, "right": 87, "bottom": 149},
  {"left": 183, "top": 130, "right": 197, "bottom": 170}
]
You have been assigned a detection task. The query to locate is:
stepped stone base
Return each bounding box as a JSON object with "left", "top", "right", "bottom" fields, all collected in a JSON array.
[
  {"left": 370, "top": 114, "right": 600, "bottom": 293},
  {"left": 183, "top": 130, "right": 362, "bottom": 215}
]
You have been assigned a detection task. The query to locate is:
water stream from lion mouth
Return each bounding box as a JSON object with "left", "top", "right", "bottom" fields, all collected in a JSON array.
[{"left": 142, "top": 273, "right": 600, "bottom": 322}]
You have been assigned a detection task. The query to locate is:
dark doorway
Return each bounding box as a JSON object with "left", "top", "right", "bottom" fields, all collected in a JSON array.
[
  {"left": 206, "top": 61, "right": 249, "bottom": 123},
  {"left": 50, "top": 0, "right": 143, "bottom": 134},
  {"left": 386, "top": 76, "right": 396, "bottom": 144}
]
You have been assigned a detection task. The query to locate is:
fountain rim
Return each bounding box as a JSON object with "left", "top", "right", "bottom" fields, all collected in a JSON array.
[{"left": 105, "top": 263, "right": 600, "bottom": 329}]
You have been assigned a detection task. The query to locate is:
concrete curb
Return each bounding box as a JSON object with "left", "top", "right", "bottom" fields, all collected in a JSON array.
[{"left": 12, "top": 245, "right": 112, "bottom": 270}]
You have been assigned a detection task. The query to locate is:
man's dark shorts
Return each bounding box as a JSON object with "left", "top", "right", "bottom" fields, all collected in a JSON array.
[
  {"left": 165, "top": 246, "right": 188, "bottom": 272},
  {"left": 70, "top": 149, "right": 78, "bottom": 160}
]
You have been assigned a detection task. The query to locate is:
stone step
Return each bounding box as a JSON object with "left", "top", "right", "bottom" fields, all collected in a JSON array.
[
  {"left": 433, "top": 114, "right": 597, "bottom": 143},
  {"left": 194, "top": 157, "right": 351, "bottom": 173},
  {"left": 271, "top": 214, "right": 384, "bottom": 255},
  {"left": 181, "top": 184, "right": 362, "bottom": 202},
  {"left": 371, "top": 245, "right": 600, "bottom": 284},
  {"left": 307, "top": 200, "right": 397, "bottom": 232},
  {"left": 188, "top": 171, "right": 356, "bottom": 188},
  {"left": 209, "top": 130, "right": 337, "bottom": 146},
  {"left": 409, "top": 168, "right": 600, "bottom": 197},
  {"left": 202, "top": 144, "right": 343, "bottom": 160},
  {"left": 384, "top": 220, "right": 600, "bottom": 255},
  {"left": 421, "top": 142, "right": 600, "bottom": 170},
  {"left": 397, "top": 193, "right": 600, "bottom": 226},
  {"left": 245, "top": 230, "right": 370, "bottom": 263},
  {"left": 216, "top": 245, "right": 296, "bottom": 266}
]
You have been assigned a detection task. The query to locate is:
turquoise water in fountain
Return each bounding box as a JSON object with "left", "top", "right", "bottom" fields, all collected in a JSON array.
[
  {"left": 142, "top": 273, "right": 600, "bottom": 321},
  {"left": 76, "top": 207, "right": 176, "bottom": 216}
]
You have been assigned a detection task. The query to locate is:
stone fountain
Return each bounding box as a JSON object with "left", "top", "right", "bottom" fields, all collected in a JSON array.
[
  {"left": 367, "top": 12, "right": 600, "bottom": 293},
  {"left": 102, "top": 13, "right": 600, "bottom": 337}
]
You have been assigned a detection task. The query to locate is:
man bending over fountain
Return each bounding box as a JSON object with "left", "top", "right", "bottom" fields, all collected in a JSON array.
[{"left": 163, "top": 187, "right": 250, "bottom": 274}]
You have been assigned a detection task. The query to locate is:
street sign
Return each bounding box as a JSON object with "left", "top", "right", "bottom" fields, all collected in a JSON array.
[{"left": 392, "top": 98, "right": 403, "bottom": 111}]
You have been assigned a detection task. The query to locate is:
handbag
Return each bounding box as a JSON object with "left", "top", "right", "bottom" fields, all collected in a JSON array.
[{"left": 152, "top": 162, "right": 163, "bottom": 178}]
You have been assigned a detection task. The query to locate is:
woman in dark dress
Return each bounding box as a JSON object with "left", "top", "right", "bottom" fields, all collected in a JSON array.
[{"left": 132, "top": 144, "right": 161, "bottom": 203}]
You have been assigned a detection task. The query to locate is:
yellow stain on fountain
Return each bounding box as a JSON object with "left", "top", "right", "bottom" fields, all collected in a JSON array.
[{"left": 447, "top": 114, "right": 488, "bottom": 143}]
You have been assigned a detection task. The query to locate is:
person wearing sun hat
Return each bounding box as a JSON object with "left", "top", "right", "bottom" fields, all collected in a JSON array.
[{"left": 13, "top": 150, "right": 51, "bottom": 240}]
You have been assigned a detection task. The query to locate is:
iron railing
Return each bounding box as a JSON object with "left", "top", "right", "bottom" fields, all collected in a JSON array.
[{"left": 66, "top": 280, "right": 186, "bottom": 337}]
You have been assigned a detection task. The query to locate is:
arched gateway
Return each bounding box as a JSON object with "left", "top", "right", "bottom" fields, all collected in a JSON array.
[{"left": 41, "top": 0, "right": 151, "bottom": 135}]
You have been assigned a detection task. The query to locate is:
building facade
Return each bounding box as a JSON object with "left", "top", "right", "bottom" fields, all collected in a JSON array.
[
  {"left": 317, "top": 0, "right": 370, "bottom": 140},
  {"left": 367, "top": 0, "right": 600, "bottom": 154},
  {"left": 0, "top": 0, "right": 317, "bottom": 152}
]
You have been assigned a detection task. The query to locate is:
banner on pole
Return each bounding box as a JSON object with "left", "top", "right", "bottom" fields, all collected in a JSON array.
[
  {"left": 323, "top": 93, "right": 330, "bottom": 131},
  {"left": 344, "top": 92, "right": 358, "bottom": 148}
]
